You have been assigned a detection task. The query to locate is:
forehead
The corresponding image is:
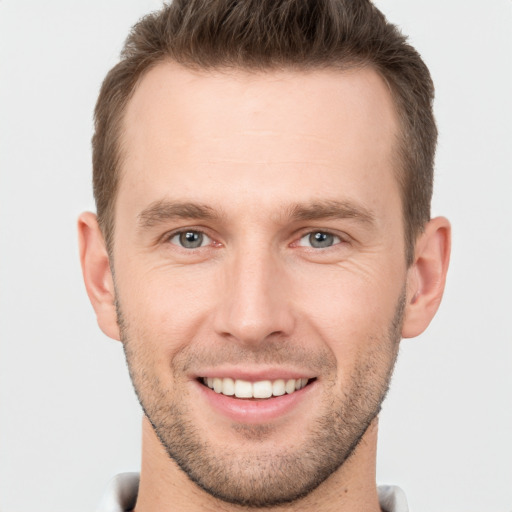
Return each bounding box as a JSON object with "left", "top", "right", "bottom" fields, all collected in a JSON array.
[{"left": 118, "top": 61, "right": 400, "bottom": 220}]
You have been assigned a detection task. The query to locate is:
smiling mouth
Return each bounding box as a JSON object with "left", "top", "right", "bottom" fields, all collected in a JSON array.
[{"left": 200, "top": 377, "right": 315, "bottom": 399}]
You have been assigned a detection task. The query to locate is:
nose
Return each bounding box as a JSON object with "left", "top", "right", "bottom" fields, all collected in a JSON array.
[{"left": 213, "top": 246, "right": 296, "bottom": 346}]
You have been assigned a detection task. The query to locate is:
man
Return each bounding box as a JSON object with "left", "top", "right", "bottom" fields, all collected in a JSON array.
[{"left": 78, "top": 1, "right": 451, "bottom": 511}]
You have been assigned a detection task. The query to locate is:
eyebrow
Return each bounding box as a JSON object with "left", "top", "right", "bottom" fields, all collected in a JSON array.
[
  {"left": 136, "top": 198, "right": 376, "bottom": 230},
  {"left": 137, "top": 199, "right": 220, "bottom": 229},
  {"left": 287, "top": 200, "right": 376, "bottom": 225}
]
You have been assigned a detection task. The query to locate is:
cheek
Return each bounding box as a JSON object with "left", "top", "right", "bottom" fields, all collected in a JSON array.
[
  {"left": 291, "top": 264, "right": 403, "bottom": 355},
  {"left": 296, "top": 265, "right": 398, "bottom": 320},
  {"left": 117, "top": 261, "right": 222, "bottom": 352}
]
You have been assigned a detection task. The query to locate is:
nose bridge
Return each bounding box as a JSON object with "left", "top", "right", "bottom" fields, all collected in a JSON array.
[{"left": 214, "top": 241, "right": 294, "bottom": 345}]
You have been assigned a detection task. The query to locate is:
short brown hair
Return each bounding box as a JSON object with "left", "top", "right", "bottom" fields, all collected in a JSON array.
[{"left": 93, "top": 0, "right": 437, "bottom": 264}]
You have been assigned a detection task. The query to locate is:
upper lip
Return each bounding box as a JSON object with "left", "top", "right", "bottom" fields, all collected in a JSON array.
[{"left": 192, "top": 367, "right": 317, "bottom": 382}]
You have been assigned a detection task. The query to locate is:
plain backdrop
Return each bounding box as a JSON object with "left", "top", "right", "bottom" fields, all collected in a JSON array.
[{"left": 1, "top": 1, "right": 511, "bottom": 511}]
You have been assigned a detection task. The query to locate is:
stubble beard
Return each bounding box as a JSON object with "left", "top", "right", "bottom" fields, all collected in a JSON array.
[{"left": 117, "top": 294, "right": 405, "bottom": 508}]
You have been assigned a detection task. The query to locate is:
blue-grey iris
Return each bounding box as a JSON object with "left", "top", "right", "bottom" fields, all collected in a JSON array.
[
  {"left": 180, "top": 231, "right": 203, "bottom": 248},
  {"left": 309, "top": 232, "right": 335, "bottom": 248}
]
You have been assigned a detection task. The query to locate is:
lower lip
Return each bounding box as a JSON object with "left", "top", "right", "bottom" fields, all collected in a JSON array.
[{"left": 194, "top": 380, "right": 315, "bottom": 424}]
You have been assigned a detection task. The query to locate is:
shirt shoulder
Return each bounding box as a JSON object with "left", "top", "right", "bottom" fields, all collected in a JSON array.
[
  {"left": 95, "top": 472, "right": 139, "bottom": 512},
  {"left": 378, "top": 484, "right": 409, "bottom": 512}
]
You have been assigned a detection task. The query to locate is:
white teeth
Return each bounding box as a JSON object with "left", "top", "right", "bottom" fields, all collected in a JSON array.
[
  {"left": 285, "top": 379, "right": 296, "bottom": 394},
  {"left": 222, "top": 377, "right": 235, "bottom": 396},
  {"left": 202, "top": 377, "right": 310, "bottom": 398},
  {"left": 272, "top": 379, "right": 286, "bottom": 396},
  {"left": 234, "top": 379, "right": 253, "bottom": 398},
  {"left": 253, "top": 380, "right": 273, "bottom": 398},
  {"left": 213, "top": 378, "right": 223, "bottom": 393}
]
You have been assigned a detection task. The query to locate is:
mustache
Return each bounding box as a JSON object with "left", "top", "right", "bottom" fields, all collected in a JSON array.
[{"left": 173, "top": 341, "right": 337, "bottom": 374}]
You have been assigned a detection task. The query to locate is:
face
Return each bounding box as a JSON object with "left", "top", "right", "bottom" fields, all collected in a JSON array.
[{"left": 113, "top": 63, "right": 407, "bottom": 506}]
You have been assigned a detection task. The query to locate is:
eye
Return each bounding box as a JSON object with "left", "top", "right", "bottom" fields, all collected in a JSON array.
[
  {"left": 169, "top": 230, "right": 212, "bottom": 249},
  {"left": 298, "top": 231, "right": 342, "bottom": 249}
]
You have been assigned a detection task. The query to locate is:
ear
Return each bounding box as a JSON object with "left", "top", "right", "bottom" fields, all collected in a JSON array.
[
  {"left": 78, "top": 212, "right": 121, "bottom": 341},
  {"left": 402, "top": 216, "right": 451, "bottom": 338}
]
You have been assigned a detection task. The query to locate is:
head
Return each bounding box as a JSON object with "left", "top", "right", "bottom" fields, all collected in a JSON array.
[{"left": 80, "top": 0, "right": 450, "bottom": 508}]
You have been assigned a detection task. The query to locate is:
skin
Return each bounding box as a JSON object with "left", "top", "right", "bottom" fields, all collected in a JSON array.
[{"left": 79, "top": 62, "right": 451, "bottom": 512}]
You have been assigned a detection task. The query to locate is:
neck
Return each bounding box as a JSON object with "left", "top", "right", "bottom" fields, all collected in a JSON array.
[{"left": 134, "top": 416, "right": 382, "bottom": 512}]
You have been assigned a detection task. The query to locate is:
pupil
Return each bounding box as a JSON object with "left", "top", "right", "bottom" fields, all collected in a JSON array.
[
  {"left": 180, "top": 231, "right": 203, "bottom": 248},
  {"left": 310, "top": 232, "right": 333, "bottom": 248}
]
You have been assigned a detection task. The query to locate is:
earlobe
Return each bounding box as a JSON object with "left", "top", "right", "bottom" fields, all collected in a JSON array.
[
  {"left": 78, "top": 212, "right": 121, "bottom": 341},
  {"left": 402, "top": 217, "right": 451, "bottom": 339}
]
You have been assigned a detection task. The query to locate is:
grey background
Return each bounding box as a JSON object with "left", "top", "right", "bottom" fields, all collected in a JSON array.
[{"left": 1, "top": 1, "right": 511, "bottom": 511}]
